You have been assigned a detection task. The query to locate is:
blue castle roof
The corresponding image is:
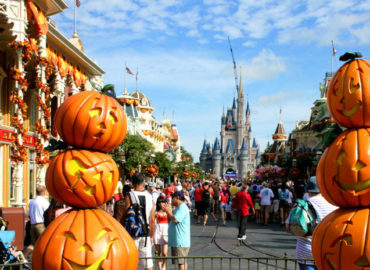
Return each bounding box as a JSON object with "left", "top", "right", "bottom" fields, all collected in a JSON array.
[
  {"left": 252, "top": 138, "right": 257, "bottom": 148},
  {"left": 225, "top": 139, "right": 235, "bottom": 154},
  {"left": 214, "top": 138, "right": 220, "bottom": 151},
  {"left": 256, "top": 149, "right": 260, "bottom": 159},
  {"left": 241, "top": 138, "right": 247, "bottom": 151},
  {"left": 232, "top": 97, "right": 236, "bottom": 109},
  {"left": 249, "top": 126, "right": 252, "bottom": 132}
]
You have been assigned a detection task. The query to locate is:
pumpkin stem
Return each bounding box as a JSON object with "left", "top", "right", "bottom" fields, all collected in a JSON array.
[
  {"left": 45, "top": 139, "right": 70, "bottom": 152},
  {"left": 339, "top": 52, "right": 362, "bottom": 62},
  {"left": 100, "top": 84, "right": 117, "bottom": 98}
]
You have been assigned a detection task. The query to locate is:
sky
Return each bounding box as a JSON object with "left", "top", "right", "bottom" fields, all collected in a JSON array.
[{"left": 53, "top": 0, "right": 370, "bottom": 162}]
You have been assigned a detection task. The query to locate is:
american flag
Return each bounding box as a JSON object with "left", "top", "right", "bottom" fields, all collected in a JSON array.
[
  {"left": 126, "top": 67, "right": 134, "bottom": 75},
  {"left": 76, "top": 0, "right": 80, "bottom": 7},
  {"left": 332, "top": 40, "right": 336, "bottom": 56}
]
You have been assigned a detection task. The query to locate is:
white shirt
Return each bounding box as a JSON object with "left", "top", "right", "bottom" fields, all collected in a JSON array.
[
  {"left": 29, "top": 196, "right": 50, "bottom": 224},
  {"left": 259, "top": 188, "right": 274, "bottom": 206},
  {"left": 133, "top": 190, "right": 154, "bottom": 224},
  {"left": 151, "top": 189, "right": 160, "bottom": 204}
]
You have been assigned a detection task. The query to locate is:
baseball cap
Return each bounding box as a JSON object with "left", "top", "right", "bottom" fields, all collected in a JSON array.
[
  {"left": 172, "top": 191, "right": 185, "bottom": 200},
  {"left": 148, "top": 182, "right": 155, "bottom": 187},
  {"left": 305, "top": 176, "right": 320, "bottom": 193}
]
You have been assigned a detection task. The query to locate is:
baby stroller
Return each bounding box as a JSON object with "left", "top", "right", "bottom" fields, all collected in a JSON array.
[{"left": 0, "top": 231, "right": 30, "bottom": 270}]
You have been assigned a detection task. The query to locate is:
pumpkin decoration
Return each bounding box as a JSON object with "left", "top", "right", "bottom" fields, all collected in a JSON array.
[
  {"left": 32, "top": 208, "right": 138, "bottom": 270},
  {"left": 316, "top": 128, "right": 370, "bottom": 207},
  {"left": 327, "top": 52, "right": 370, "bottom": 127},
  {"left": 46, "top": 149, "right": 119, "bottom": 208},
  {"left": 312, "top": 208, "right": 370, "bottom": 270},
  {"left": 55, "top": 90, "right": 127, "bottom": 152}
]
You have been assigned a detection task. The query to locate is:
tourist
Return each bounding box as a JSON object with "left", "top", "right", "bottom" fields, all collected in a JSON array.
[
  {"left": 149, "top": 182, "right": 161, "bottom": 204},
  {"left": 154, "top": 197, "right": 169, "bottom": 270},
  {"left": 164, "top": 184, "right": 174, "bottom": 203},
  {"left": 193, "top": 183, "right": 203, "bottom": 218},
  {"left": 259, "top": 182, "right": 274, "bottom": 226},
  {"left": 286, "top": 177, "right": 337, "bottom": 270},
  {"left": 28, "top": 185, "right": 50, "bottom": 246},
  {"left": 211, "top": 181, "right": 220, "bottom": 215},
  {"left": 229, "top": 181, "right": 239, "bottom": 200},
  {"left": 122, "top": 173, "right": 156, "bottom": 270},
  {"left": 164, "top": 191, "right": 191, "bottom": 270},
  {"left": 219, "top": 186, "right": 229, "bottom": 226},
  {"left": 197, "top": 182, "right": 211, "bottom": 226},
  {"left": 271, "top": 183, "right": 280, "bottom": 223},
  {"left": 43, "top": 198, "right": 64, "bottom": 227},
  {"left": 279, "top": 182, "right": 291, "bottom": 226},
  {"left": 232, "top": 184, "right": 255, "bottom": 240}
]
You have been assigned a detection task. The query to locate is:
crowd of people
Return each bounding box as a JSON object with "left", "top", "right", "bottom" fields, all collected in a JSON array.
[{"left": 0, "top": 172, "right": 336, "bottom": 270}]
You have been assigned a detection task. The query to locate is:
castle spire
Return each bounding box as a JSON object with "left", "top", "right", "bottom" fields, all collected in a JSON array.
[
  {"left": 232, "top": 97, "right": 236, "bottom": 109},
  {"left": 238, "top": 67, "right": 244, "bottom": 97},
  {"left": 246, "top": 95, "right": 250, "bottom": 115}
]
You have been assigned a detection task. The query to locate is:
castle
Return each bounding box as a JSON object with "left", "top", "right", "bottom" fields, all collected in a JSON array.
[{"left": 200, "top": 76, "right": 260, "bottom": 179}]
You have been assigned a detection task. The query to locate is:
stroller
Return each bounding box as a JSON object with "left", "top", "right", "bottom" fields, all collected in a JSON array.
[{"left": 0, "top": 231, "right": 30, "bottom": 270}]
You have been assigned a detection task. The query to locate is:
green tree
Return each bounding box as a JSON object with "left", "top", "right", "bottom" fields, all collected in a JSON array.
[
  {"left": 153, "top": 152, "right": 172, "bottom": 181},
  {"left": 110, "top": 134, "right": 153, "bottom": 178}
]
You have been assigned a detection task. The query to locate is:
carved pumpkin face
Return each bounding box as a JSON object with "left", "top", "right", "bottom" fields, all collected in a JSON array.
[
  {"left": 46, "top": 149, "right": 119, "bottom": 208},
  {"left": 317, "top": 128, "right": 370, "bottom": 207},
  {"left": 327, "top": 58, "right": 370, "bottom": 127},
  {"left": 312, "top": 208, "right": 370, "bottom": 270},
  {"left": 55, "top": 91, "right": 127, "bottom": 152},
  {"left": 32, "top": 209, "right": 138, "bottom": 270}
]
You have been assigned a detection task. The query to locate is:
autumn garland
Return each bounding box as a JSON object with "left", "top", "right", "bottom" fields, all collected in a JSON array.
[{"left": 8, "top": 41, "right": 32, "bottom": 163}]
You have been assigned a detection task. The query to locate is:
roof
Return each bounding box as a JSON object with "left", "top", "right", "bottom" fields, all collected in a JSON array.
[
  {"left": 249, "top": 126, "right": 252, "bottom": 132},
  {"left": 232, "top": 97, "right": 236, "bottom": 109},
  {"left": 256, "top": 149, "right": 260, "bottom": 159},
  {"left": 225, "top": 139, "right": 235, "bottom": 154},
  {"left": 274, "top": 122, "right": 286, "bottom": 135},
  {"left": 252, "top": 138, "right": 258, "bottom": 148},
  {"left": 201, "top": 140, "right": 208, "bottom": 154},
  {"left": 214, "top": 138, "right": 221, "bottom": 151},
  {"left": 246, "top": 100, "right": 250, "bottom": 114},
  {"left": 240, "top": 137, "right": 247, "bottom": 151}
]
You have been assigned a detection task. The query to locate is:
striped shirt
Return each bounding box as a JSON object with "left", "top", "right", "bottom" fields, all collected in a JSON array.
[{"left": 294, "top": 194, "right": 338, "bottom": 263}]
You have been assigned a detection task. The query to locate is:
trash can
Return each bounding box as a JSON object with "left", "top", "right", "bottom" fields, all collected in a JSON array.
[{"left": 0, "top": 207, "right": 25, "bottom": 250}]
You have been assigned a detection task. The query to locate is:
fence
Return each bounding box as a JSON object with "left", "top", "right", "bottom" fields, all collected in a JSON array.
[{"left": 0, "top": 256, "right": 315, "bottom": 270}]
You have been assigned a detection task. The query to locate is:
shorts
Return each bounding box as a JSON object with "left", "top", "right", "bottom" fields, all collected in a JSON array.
[
  {"left": 134, "top": 237, "right": 153, "bottom": 268},
  {"left": 272, "top": 200, "right": 279, "bottom": 213},
  {"left": 279, "top": 200, "right": 289, "bottom": 210},
  {"left": 195, "top": 201, "right": 201, "bottom": 211},
  {"left": 171, "top": 247, "right": 190, "bottom": 265},
  {"left": 261, "top": 205, "right": 271, "bottom": 216},
  {"left": 31, "top": 223, "right": 45, "bottom": 245},
  {"left": 220, "top": 203, "right": 227, "bottom": 210},
  {"left": 198, "top": 201, "right": 210, "bottom": 216}
]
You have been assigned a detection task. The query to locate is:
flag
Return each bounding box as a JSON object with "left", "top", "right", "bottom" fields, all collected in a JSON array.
[
  {"left": 76, "top": 0, "right": 80, "bottom": 7},
  {"left": 332, "top": 40, "right": 336, "bottom": 56},
  {"left": 126, "top": 67, "right": 134, "bottom": 75}
]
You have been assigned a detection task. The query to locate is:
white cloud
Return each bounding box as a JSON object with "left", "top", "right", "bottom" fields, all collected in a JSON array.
[{"left": 256, "top": 92, "right": 303, "bottom": 105}]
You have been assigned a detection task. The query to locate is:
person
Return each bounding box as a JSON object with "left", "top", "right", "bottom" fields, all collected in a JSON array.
[
  {"left": 193, "top": 184, "right": 203, "bottom": 218},
  {"left": 253, "top": 192, "right": 261, "bottom": 224},
  {"left": 232, "top": 185, "right": 255, "bottom": 240},
  {"left": 164, "top": 184, "right": 174, "bottom": 203},
  {"left": 286, "top": 177, "right": 337, "bottom": 270},
  {"left": 229, "top": 181, "right": 239, "bottom": 200},
  {"left": 279, "top": 183, "right": 291, "bottom": 225},
  {"left": 154, "top": 197, "right": 169, "bottom": 270},
  {"left": 271, "top": 184, "right": 280, "bottom": 223},
  {"left": 43, "top": 198, "right": 64, "bottom": 227},
  {"left": 28, "top": 185, "right": 50, "bottom": 246},
  {"left": 219, "top": 186, "right": 229, "bottom": 226},
  {"left": 122, "top": 173, "right": 156, "bottom": 270},
  {"left": 259, "top": 182, "right": 274, "bottom": 226},
  {"left": 211, "top": 181, "right": 220, "bottom": 215},
  {"left": 164, "top": 191, "right": 191, "bottom": 270},
  {"left": 197, "top": 182, "right": 211, "bottom": 226},
  {"left": 149, "top": 182, "right": 161, "bottom": 204}
]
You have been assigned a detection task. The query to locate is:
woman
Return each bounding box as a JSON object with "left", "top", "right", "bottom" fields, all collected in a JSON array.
[
  {"left": 219, "top": 186, "right": 229, "bottom": 226},
  {"left": 153, "top": 197, "right": 169, "bottom": 270}
]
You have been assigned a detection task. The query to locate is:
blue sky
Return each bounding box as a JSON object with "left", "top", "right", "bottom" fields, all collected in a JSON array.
[{"left": 53, "top": 0, "right": 370, "bottom": 162}]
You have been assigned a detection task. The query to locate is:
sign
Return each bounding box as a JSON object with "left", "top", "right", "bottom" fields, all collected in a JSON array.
[{"left": 0, "top": 128, "right": 36, "bottom": 147}]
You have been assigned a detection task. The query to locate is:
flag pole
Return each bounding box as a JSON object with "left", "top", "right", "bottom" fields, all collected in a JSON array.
[
  {"left": 136, "top": 67, "right": 138, "bottom": 92},
  {"left": 74, "top": 0, "right": 77, "bottom": 35},
  {"left": 124, "top": 63, "right": 127, "bottom": 94},
  {"left": 331, "top": 40, "right": 334, "bottom": 76}
]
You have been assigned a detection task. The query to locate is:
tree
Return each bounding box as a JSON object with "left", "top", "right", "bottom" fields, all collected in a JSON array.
[
  {"left": 110, "top": 134, "right": 153, "bottom": 179},
  {"left": 153, "top": 152, "right": 172, "bottom": 182}
]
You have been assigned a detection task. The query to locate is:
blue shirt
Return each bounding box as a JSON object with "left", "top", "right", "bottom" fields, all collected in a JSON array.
[{"left": 168, "top": 203, "right": 190, "bottom": 247}]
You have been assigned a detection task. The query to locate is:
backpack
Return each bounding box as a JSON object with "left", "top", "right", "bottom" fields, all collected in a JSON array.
[
  {"left": 288, "top": 199, "right": 319, "bottom": 237},
  {"left": 202, "top": 189, "right": 210, "bottom": 202},
  {"left": 125, "top": 192, "right": 149, "bottom": 239},
  {"left": 279, "top": 189, "right": 288, "bottom": 201}
]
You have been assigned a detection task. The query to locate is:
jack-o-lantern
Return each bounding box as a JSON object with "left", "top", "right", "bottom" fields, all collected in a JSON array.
[
  {"left": 316, "top": 128, "right": 370, "bottom": 207},
  {"left": 46, "top": 149, "right": 119, "bottom": 208},
  {"left": 32, "top": 208, "right": 138, "bottom": 270},
  {"left": 327, "top": 54, "right": 370, "bottom": 127},
  {"left": 312, "top": 208, "right": 370, "bottom": 270},
  {"left": 55, "top": 91, "right": 127, "bottom": 152}
]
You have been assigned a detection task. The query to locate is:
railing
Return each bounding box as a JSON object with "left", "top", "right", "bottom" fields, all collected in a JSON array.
[{"left": 0, "top": 256, "right": 315, "bottom": 270}]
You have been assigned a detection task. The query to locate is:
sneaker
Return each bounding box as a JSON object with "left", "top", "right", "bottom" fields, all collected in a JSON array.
[{"left": 241, "top": 235, "right": 247, "bottom": 240}]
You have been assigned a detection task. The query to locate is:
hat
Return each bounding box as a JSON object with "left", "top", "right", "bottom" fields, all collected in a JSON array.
[
  {"left": 222, "top": 186, "right": 227, "bottom": 191},
  {"left": 148, "top": 182, "right": 155, "bottom": 187},
  {"left": 305, "top": 176, "right": 320, "bottom": 193},
  {"left": 172, "top": 191, "right": 185, "bottom": 200}
]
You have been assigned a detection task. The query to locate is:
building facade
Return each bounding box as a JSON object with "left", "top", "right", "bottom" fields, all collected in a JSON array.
[
  {"left": 0, "top": 0, "right": 104, "bottom": 207},
  {"left": 200, "top": 76, "right": 259, "bottom": 179}
]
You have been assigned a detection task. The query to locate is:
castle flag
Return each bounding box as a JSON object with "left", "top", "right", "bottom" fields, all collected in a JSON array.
[{"left": 126, "top": 67, "right": 134, "bottom": 75}]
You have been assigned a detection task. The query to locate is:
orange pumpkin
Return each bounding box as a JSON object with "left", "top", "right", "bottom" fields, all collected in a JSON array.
[
  {"left": 316, "top": 128, "right": 370, "bottom": 207},
  {"left": 46, "top": 149, "right": 119, "bottom": 208},
  {"left": 312, "top": 208, "right": 370, "bottom": 270},
  {"left": 327, "top": 57, "right": 370, "bottom": 127},
  {"left": 55, "top": 91, "right": 127, "bottom": 152},
  {"left": 32, "top": 209, "right": 138, "bottom": 270}
]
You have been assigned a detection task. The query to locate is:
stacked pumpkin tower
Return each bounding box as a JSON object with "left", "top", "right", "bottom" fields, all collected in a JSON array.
[
  {"left": 32, "top": 89, "right": 139, "bottom": 269},
  {"left": 312, "top": 53, "right": 370, "bottom": 269}
]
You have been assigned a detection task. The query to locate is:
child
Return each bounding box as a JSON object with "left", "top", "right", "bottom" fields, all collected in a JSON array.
[
  {"left": 254, "top": 194, "right": 261, "bottom": 224},
  {"left": 226, "top": 200, "right": 233, "bottom": 221},
  {"left": 153, "top": 197, "right": 169, "bottom": 270}
]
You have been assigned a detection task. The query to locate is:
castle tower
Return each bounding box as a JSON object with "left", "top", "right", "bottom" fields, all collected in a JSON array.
[
  {"left": 237, "top": 74, "right": 245, "bottom": 151},
  {"left": 268, "top": 120, "right": 288, "bottom": 163},
  {"left": 239, "top": 137, "right": 249, "bottom": 179},
  {"left": 213, "top": 137, "right": 221, "bottom": 177},
  {"left": 232, "top": 97, "right": 237, "bottom": 125},
  {"left": 221, "top": 106, "right": 226, "bottom": 151},
  {"left": 200, "top": 139, "right": 208, "bottom": 169}
]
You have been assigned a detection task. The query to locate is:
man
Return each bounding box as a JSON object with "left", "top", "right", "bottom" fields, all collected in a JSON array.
[
  {"left": 211, "top": 181, "right": 220, "bottom": 215},
  {"left": 28, "top": 185, "right": 50, "bottom": 245},
  {"left": 123, "top": 173, "right": 156, "bottom": 270},
  {"left": 232, "top": 184, "right": 255, "bottom": 240},
  {"left": 148, "top": 182, "right": 160, "bottom": 204},
  {"left": 197, "top": 182, "right": 211, "bottom": 226},
  {"left": 193, "top": 183, "right": 203, "bottom": 218},
  {"left": 259, "top": 182, "right": 274, "bottom": 226},
  {"left": 286, "top": 177, "right": 337, "bottom": 270},
  {"left": 164, "top": 191, "right": 191, "bottom": 270},
  {"left": 229, "top": 181, "right": 239, "bottom": 200}
]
